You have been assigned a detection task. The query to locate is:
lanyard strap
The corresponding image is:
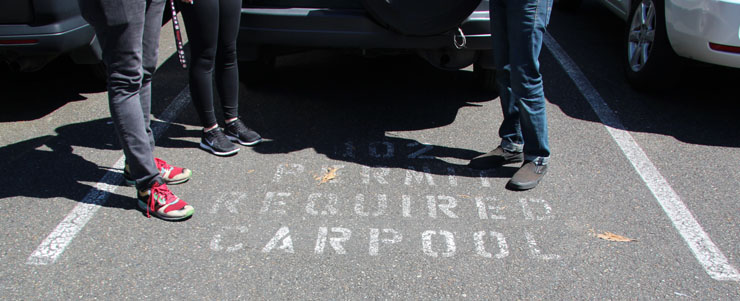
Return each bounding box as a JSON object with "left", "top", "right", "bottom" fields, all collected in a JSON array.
[{"left": 169, "top": 0, "right": 187, "bottom": 69}]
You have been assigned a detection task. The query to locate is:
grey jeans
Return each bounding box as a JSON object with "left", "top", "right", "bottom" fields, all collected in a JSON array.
[{"left": 79, "top": 0, "right": 166, "bottom": 190}]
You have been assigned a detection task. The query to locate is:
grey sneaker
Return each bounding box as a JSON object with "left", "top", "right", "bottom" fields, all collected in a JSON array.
[
  {"left": 224, "top": 119, "right": 262, "bottom": 146},
  {"left": 468, "top": 146, "right": 524, "bottom": 169},
  {"left": 507, "top": 161, "right": 548, "bottom": 191},
  {"left": 200, "top": 128, "right": 239, "bottom": 156}
]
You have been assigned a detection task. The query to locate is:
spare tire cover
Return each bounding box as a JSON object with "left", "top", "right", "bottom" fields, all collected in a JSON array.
[{"left": 362, "top": 0, "right": 482, "bottom": 36}]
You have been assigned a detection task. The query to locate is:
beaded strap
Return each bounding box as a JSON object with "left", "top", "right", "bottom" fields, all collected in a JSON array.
[{"left": 169, "top": 0, "right": 187, "bottom": 69}]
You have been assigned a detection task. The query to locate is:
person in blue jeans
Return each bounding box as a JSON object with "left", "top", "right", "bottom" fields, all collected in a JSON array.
[
  {"left": 179, "top": 0, "right": 262, "bottom": 157},
  {"left": 468, "top": 0, "right": 553, "bottom": 190},
  {"left": 78, "top": 0, "right": 195, "bottom": 220}
]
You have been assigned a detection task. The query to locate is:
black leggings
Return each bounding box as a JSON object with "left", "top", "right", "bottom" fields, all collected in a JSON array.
[{"left": 180, "top": 0, "right": 241, "bottom": 128}]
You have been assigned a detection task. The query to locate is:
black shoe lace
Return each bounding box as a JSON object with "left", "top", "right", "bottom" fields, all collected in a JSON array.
[{"left": 229, "top": 120, "right": 248, "bottom": 136}]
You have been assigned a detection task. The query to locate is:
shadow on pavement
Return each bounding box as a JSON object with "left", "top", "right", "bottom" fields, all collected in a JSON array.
[
  {"left": 0, "top": 57, "right": 106, "bottom": 123},
  {"left": 0, "top": 117, "right": 193, "bottom": 209},
  {"left": 0, "top": 122, "right": 131, "bottom": 206},
  {"left": 163, "top": 51, "right": 520, "bottom": 178}
]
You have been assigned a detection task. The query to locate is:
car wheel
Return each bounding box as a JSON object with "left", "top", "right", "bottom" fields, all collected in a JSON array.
[{"left": 623, "top": 0, "right": 682, "bottom": 90}]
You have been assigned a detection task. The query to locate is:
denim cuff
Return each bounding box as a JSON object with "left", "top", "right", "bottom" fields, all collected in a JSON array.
[
  {"left": 524, "top": 155, "right": 550, "bottom": 166},
  {"left": 500, "top": 140, "right": 524, "bottom": 153}
]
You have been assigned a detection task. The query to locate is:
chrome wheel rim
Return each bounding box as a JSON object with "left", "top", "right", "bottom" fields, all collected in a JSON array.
[{"left": 627, "top": 0, "right": 656, "bottom": 72}]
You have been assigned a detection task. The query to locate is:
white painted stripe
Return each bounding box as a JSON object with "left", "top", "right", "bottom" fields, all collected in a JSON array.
[
  {"left": 543, "top": 32, "right": 740, "bottom": 281},
  {"left": 26, "top": 86, "right": 191, "bottom": 265}
]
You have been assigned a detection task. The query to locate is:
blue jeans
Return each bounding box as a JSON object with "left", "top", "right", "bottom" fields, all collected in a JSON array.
[{"left": 490, "top": 0, "right": 552, "bottom": 164}]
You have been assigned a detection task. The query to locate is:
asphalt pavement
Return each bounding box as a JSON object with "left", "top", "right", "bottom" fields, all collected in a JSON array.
[{"left": 1, "top": 3, "right": 740, "bottom": 299}]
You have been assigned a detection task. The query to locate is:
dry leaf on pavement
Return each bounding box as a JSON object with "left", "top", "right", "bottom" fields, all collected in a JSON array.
[
  {"left": 315, "top": 167, "right": 338, "bottom": 185},
  {"left": 597, "top": 232, "right": 635, "bottom": 242}
]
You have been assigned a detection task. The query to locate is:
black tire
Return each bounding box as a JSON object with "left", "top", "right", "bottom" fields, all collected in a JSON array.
[
  {"left": 623, "top": 0, "right": 682, "bottom": 91},
  {"left": 361, "top": 0, "right": 481, "bottom": 36}
]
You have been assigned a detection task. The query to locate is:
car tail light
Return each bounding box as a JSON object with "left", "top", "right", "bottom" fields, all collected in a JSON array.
[{"left": 709, "top": 42, "right": 740, "bottom": 54}]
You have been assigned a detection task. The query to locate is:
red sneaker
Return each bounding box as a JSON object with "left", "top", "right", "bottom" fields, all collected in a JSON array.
[
  {"left": 154, "top": 158, "right": 192, "bottom": 185},
  {"left": 124, "top": 158, "right": 192, "bottom": 185},
  {"left": 137, "top": 182, "right": 194, "bottom": 221}
]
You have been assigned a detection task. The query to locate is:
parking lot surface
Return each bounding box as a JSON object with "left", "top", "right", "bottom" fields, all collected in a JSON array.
[{"left": 1, "top": 3, "right": 740, "bottom": 299}]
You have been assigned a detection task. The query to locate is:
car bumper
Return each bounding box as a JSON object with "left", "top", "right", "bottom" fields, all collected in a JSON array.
[
  {"left": 237, "top": 4, "right": 492, "bottom": 60},
  {"left": 666, "top": 0, "right": 740, "bottom": 68},
  {"left": 0, "top": 15, "right": 97, "bottom": 61}
]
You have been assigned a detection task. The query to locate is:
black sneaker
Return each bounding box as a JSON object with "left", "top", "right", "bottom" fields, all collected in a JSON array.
[
  {"left": 468, "top": 146, "right": 523, "bottom": 169},
  {"left": 200, "top": 128, "right": 239, "bottom": 156},
  {"left": 225, "top": 119, "right": 262, "bottom": 146},
  {"left": 506, "top": 161, "right": 548, "bottom": 191}
]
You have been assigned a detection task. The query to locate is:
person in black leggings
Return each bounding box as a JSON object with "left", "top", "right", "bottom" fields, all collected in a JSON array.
[{"left": 180, "top": 0, "right": 262, "bottom": 156}]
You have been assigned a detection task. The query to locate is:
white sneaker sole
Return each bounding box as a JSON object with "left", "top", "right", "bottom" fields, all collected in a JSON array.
[
  {"left": 226, "top": 135, "right": 262, "bottom": 146},
  {"left": 137, "top": 200, "right": 194, "bottom": 221},
  {"left": 199, "top": 142, "right": 239, "bottom": 156}
]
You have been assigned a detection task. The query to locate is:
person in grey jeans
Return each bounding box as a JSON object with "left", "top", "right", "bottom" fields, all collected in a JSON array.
[
  {"left": 468, "top": 0, "right": 553, "bottom": 191},
  {"left": 78, "top": 0, "right": 195, "bottom": 220}
]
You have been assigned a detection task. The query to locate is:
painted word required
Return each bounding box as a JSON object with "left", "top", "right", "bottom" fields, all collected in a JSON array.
[{"left": 252, "top": 192, "right": 552, "bottom": 220}]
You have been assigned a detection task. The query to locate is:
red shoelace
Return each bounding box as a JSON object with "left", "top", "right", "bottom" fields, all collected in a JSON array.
[{"left": 146, "top": 183, "right": 177, "bottom": 218}]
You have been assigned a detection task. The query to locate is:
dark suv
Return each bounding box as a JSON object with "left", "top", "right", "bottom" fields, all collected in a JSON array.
[
  {"left": 0, "top": 0, "right": 103, "bottom": 79},
  {"left": 237, "top": 0, "right": 494, "bottom": 82}
]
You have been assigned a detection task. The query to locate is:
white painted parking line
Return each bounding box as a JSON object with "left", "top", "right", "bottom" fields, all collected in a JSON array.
[
  {"left": 543, "top": 32, "right": 740, "bottom": 281},
  {"left": 26, "top": 86, "right": 191, "bottom": 265}
]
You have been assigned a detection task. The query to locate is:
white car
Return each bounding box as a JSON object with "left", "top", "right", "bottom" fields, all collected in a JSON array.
[{"left": 560, "top": 0, "right": 740, "bottom": 89}]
